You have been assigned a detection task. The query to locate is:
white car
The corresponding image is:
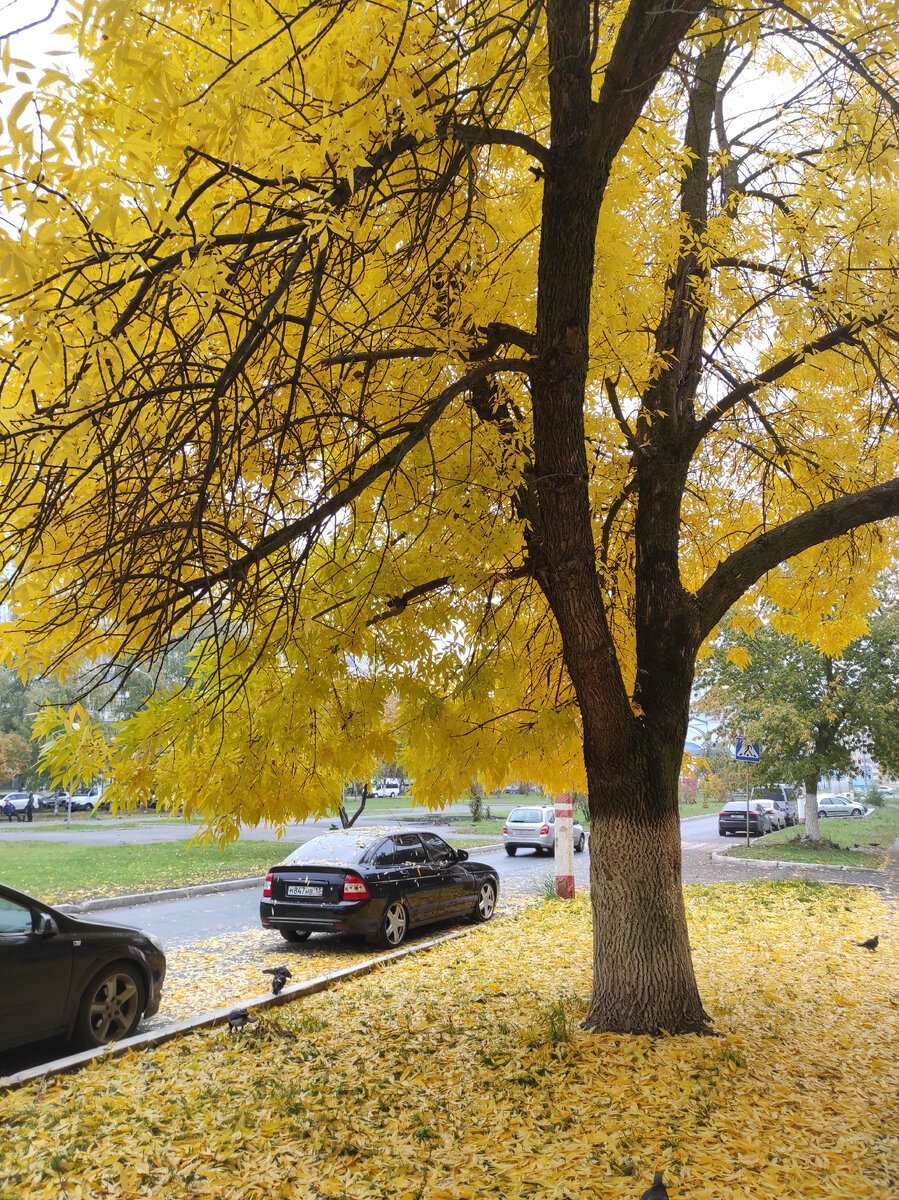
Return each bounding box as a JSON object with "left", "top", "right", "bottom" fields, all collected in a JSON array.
[
  {"left": 753, "top": 797, "right": 785, "bottom": 830},
  {"left": 372, "top": 779, "right": 401, "bottom": 798},
  {"left": 503, "top": 805, "right": 586, "bottom": 855}
]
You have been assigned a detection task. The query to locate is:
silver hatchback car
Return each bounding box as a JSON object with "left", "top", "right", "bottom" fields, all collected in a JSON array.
[{"left": 503, "top": 805, "right": 586, "bottom": 856}]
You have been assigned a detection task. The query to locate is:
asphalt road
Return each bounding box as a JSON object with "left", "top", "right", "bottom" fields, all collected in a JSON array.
[
  {"left": 89, "top": 817, "right": 719, "bottom": 948},
  {"left": 90, "top": 843, "right": 592, "bottom": 947}
]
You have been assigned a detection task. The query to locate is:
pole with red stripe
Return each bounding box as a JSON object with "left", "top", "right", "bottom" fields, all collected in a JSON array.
[{"left": 554, "top": 792, "right": 575, "bottom": 899}]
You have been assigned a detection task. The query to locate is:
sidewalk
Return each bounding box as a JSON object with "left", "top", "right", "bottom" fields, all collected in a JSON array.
[{"left": 685, "top": 835, "right": 899, "bottom": 901}]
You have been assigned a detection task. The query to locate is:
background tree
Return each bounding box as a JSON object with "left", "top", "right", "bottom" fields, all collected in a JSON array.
[
  {"left": 0, "top": 729, "right": 31, "bottom": 783},
  {"left": 2, "top": 2, "right": 899, "bottom": 1033},
  {"left": 699, "top": 599, "right": 899, "bottom": 840}
]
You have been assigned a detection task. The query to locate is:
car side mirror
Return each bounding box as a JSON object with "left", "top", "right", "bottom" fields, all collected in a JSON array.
[
  {"left": 34, "top": 912, "right": 58, "bottom": 938},
  {"left": 455, "top": 848, "right": 468, "bottom": 862}
]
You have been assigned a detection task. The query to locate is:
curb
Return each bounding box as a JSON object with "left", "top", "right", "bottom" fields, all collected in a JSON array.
[
  {"left": 1, "top": 927, "right": 472, "bottom": 1091},
  {"left": 61, "top": 876, "right": 268, "bottom": 913},
  {"left": 710, "top": 850, "right": 886, "bottom": 877}
]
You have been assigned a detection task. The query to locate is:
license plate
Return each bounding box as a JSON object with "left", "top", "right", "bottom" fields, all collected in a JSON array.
[{"left": 286, "top": 885, "right": 323, "bottom": 897}]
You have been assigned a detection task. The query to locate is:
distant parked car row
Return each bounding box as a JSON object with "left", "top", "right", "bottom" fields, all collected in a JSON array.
[
  {"left": 718, "top": 800, "right": 776, "bottom": 837},
  {"left": 720, "top": 787, "right": 869, "bottom": 836}
]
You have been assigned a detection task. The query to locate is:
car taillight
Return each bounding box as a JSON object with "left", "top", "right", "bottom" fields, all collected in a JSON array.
[
  {"left": 342, "top": 874, "right": 371, "bottom": 900},
  {"left": 539, "top": 824, "right": 550, "bottom": 836},
  {"left": 502, "top": 825, "right": 508, "bottom": 835},
  {"left": 263, "top": 873, "right": 273, "bottom": 898}
]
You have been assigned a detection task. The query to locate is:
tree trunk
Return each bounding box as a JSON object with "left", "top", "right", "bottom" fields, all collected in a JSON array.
[
  {"left": 582, "top": 739, "right": 710, "bottom": 1034},
  {"left": 803, "top": 778, "right": 820, "bottom": 841}
]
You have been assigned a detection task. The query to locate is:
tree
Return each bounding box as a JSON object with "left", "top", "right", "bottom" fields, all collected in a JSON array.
[
  {"left": 700, "top": 600, "right": 899, "bottom": 840},
  {"left": 0, "top": 729, "right": 32, "bottom": 782},
  {"left": 1, "top": 1, "right": 898, "bottom": 1033}
]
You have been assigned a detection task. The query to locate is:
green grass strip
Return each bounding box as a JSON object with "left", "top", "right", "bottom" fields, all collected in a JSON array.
[{"left": 723, "top": 803, "right": 899, "bottom": 866}]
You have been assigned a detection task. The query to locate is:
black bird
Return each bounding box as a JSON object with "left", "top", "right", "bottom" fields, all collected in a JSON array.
[
  {"left": 639, "top": 1171, "right": 669, "bottom": 1200},
  {"left": 857, "top": 935, "right": 879, "bottom": 951},
  {"left": 263, "top": 965, "right": 292, "bottom": 995},
  {"left": 227, "top": 1007, "right": 257, "bottom": 1031}
]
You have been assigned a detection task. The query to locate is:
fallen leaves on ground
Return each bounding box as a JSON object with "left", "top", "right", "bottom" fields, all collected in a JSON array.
[
  {"left": 153, "top": 890, "right": 533, "bottom": 1025},
  {"left": 2, "top": 881, "right": 897, "bottom": 1199}
]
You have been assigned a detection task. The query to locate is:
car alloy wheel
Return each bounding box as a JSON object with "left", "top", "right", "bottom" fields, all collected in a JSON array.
[
  {"left": 472, "top": 881, "right": 496, "bottom": 922},
  {"left": 75, "top": 963, "right": 144, "bottom": 1049},
  {"left": 377, "top": 901, "right": 409, "bottom": 948},
  {"left": 851, "top": 810, "right": 862, "bottom": 819},
  {"left": 818, "top": 810, "right": 828, "bottom": 818}
]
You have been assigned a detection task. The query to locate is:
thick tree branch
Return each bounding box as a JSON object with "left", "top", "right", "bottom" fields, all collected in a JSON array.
[
  {"left": 453, "top": 124, "right": 550, "bottom": 165},
  {"left": 696, "top": 478, "right": 899, "bottom": 642}
]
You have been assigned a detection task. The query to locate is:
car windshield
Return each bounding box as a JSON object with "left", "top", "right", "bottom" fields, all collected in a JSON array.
[
  {"left": 508, "top": 808, "right": 544, "bottom": 822},
  {"left": 280, "top": 832, "right": 377, "bottom": 866}
]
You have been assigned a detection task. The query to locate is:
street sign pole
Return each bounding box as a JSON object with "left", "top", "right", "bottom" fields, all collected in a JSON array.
[{"left": 734, "top": 738, "right": 761, "bottom": 846}]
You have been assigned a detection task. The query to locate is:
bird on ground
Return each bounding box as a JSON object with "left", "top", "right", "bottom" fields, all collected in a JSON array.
[
  {"left": 639, "top": 1171, "right": 669, "bottom": 1200},
  {"left": 227, "top": 1008, "right": 257, "bottom": 1031},
  {"left": 263, "top": 965, "right": 292, "bottom": 994},
  {"left": 857, "top": 935, "right": 879, "bottom": 951}
]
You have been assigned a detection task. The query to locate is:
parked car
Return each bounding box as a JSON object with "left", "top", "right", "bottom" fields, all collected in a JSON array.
[
  {"left": 503, "top": 805, "right": 586, "bottom": 855},
  {"left": 260, "top": 828, "right": 499, "bottom": 949},
  {"left": 372, "top": 779, "right": 401, "bottom": 798},
  {"left": 65, "top": 785, "right": 106, "bottom": 812},
  {"left": 0, "top": 882, "right": 166, "bottom": 1054},
  {"left": 752, "top": 797, "right": 785, "bottom": 830},
  {"left": 756, "top": 785, "right": 799, "bottom": 827},
  {"left": 718, "top": 800, "right": 773, "bottom": 837},
  {"left": 816, "top": 794, "right": 866, "bottom": 819}
]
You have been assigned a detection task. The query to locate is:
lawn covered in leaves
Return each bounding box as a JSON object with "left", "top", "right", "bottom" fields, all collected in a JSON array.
[{"left": 2, "top": 881, "right": 897, "bottom": 1200}]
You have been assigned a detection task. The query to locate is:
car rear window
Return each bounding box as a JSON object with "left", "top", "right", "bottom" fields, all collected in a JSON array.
[
  {"left": 280, "top": 832, "right": 375, "bottom": 866},
  {"left": 721, "top": 801, "right": 759, "bottom": 812},
  {"left": 508, "top": 808, "right": 544, "bottom": 822}
]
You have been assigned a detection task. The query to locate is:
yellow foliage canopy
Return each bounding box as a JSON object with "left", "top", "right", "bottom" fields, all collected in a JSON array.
[{"left": 0, "top": 1, "right": 896, "bottom": 838}]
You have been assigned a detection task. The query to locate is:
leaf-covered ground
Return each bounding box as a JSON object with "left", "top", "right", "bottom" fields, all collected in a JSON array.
[{"left": 2, "top": 882, "right": 897, "bottom": 1200}]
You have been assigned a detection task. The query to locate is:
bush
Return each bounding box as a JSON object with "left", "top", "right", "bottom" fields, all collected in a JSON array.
[{"left": 864, "top": 783, "right": 886, "bottom": 808}]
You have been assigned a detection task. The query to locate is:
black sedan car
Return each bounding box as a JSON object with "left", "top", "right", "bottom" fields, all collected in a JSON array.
[
  {"left": 718, "top": 800, "right": 773, "bottom": 837},
  {"left": 0, "top": 882, "right": 166, "bottom": 1055},
  {"left": 260, "top": 828, "right": 499, "bottom": 949}
]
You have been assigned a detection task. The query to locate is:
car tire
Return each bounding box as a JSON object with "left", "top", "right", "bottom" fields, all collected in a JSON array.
[
  {"left": 505, "top": 845, "right": 517, "bottom": 856},
  {"left": 279, "top": 929, "right": 311, "bottom": 943},
  {"left": 376, "top": 901, "right": 409, "bottom": 949},
  {"left": 818, "top": 810, "right": 827, "bottom": 818},
  {"left": 719, "top": 831, "right": 729, "bottom": 837},
  {"left": 72, "top": 962, "right": 145, "bottom": 1050},
  {"left": 575, "top": 833, "right": 585, "bottom": 852},
  {"left": 851, "top": 810, "right": 863, "bottom": 819},
  {"left": 471, "top": 880, "right": 497, "bottom": 923}
]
